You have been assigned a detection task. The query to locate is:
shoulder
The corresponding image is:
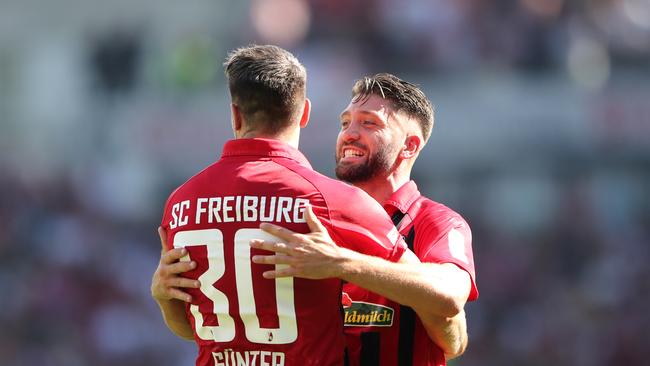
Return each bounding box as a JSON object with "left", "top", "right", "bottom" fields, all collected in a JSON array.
[
  {"left": 415, "top": 197, "right": 468, "bottom": 227},
  {"left": 278, "top": 161, "right": 378, "bottom": 209},
  {"left": 278, "top": 163, "right": 403, "bottom": 256},
  {"left": 318, "top": 179, "right": 385, "bottom": 219},
  {"left": 412, "top": 197, "right": 470, "bottom": 241},
  {"left": 163, "top": 161, "right": 220, "bottom": 209}
]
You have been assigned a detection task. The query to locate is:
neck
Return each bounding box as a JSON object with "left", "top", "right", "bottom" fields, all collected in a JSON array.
[
  {"left": 239, "top": 127, "right": 300, "bottom": 149},
  {"left": 354, "top": 167, "right": 411, "bottom": 206}
]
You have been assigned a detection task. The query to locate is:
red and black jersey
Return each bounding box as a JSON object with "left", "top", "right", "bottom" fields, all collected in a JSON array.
[
  {"left": 161, "top": 138, "right": 406, "bottom": 366},
  {"left": 343, "top": 181, "right": 478, "bottom": 366}
]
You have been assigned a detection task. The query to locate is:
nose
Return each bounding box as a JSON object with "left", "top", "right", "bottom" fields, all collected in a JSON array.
[{"left": 340, "top": 122, "right": 360, "bottom": 143}]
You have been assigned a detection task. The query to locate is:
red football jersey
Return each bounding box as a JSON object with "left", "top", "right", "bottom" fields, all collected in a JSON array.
[
  {"left": 343, "top": 181, "right": 478, "bottom": 366},
  {"left": 160, "top": 138, "right": 406, "bottom": 366}
]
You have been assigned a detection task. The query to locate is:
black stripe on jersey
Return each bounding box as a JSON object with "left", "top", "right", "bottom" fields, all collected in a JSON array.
[
  {"left": 346, "top": 211, "right": 417, "bottom": 365},
  {"left": 397, "top": 225, "right": 416, "bottom": 365},
  {"left": 360, "top": 332, "right": 381, "bottom": 366}
]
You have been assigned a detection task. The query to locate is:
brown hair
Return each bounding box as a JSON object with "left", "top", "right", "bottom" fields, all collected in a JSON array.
[
  {"left": 352, "top": 73, "right": 434, "bottom": 141},
  {"left": 224, "top": 45, "right": 307, "bottom": 134}
]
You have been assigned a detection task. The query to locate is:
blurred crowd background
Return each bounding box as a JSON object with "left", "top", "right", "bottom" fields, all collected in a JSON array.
[{"left": 1, "top": 0, "right": 649, "bottom": 365}]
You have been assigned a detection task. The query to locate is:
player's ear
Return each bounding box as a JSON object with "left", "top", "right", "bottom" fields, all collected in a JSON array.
[
  {"left": 299, "top": 98, "right": 311, "bottom": 128},
  {"left": 231, "top": 103, "right": 243, "bottom": 135},
  {"left": 401, "top": 135, "right": 422, "bottom": 159}
]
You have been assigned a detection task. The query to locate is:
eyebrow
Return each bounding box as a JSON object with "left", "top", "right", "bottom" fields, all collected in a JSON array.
[{"left": 340, "top": 110, "right": 384, "bottom": 120}]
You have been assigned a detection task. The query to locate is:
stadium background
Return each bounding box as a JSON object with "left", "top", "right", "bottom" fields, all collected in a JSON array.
[{"left": 1, "top": 0, "right": 649, "bottom": 365}]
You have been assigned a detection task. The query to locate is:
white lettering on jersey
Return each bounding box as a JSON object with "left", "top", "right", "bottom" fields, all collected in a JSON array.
[
  {"left": 293, "top": 198, "right": 309, "bottom": 223},
  {"left": 260, "top": 196, "right": 276, "bottom": 222},
  {"left": 170, "top": 200, "right": 191, "bottom": 229},
  {"left": 185, "top": 196, "right": 309, "bottom": 225},
  {"left": 209, "top": 197, "right": 221, "bottom": 223},
  {"left": 222, "top": 196, "right": 235, "bottom": 222},
  {"left": 243, "top": 196, "right": 259, "bottom": 221},
  {"left": 196, "top": 198, "right": 208, "bottom": 224},
  {"left": 276, "top": 197, "right": 293, "bottom": 223},
  {"left": 212, "top": 350, "right": 285, "bottom": 366}
]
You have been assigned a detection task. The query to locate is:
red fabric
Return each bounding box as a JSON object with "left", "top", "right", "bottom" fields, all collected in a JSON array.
[
  {"left": 161, "top": 138, "right": 406, "bottom": 366},
  {"left": 343, "top": 181, "right": 478, "bottom": 366}
]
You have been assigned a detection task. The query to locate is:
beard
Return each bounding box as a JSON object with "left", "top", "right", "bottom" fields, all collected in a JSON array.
[{"left": 335, "top": 143, "right": 397, "bottom": 183}]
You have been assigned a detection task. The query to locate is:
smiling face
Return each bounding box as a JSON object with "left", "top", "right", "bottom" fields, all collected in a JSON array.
[{"left": 335, "top": 94, "right": 406, "bottom": 183}]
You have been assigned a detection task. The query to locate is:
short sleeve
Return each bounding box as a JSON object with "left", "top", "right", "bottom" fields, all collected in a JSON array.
[{"left": 419, "top": 221, "right": 479, "bottom": 301}]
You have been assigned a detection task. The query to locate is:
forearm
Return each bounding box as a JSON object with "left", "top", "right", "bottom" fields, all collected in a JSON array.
[
  {"left": 338, "top": 250, "right": 468, "bottom": 318},
  {"left": 156, "top": 298, "right": 194, "bottom": 341}
]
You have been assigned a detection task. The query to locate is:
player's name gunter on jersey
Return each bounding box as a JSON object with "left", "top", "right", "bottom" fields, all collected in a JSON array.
[
  {"left": 213, "top": 349, "right": 285, "bottom": 366},
  {"left": 169, "top": 196, "right": 310, "bottom": 229}
]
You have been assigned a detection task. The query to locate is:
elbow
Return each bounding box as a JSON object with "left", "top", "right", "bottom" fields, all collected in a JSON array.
[
  {"left": 444, "top": 336, "right": 467, "bottom": 360},
  {"left": 418, "top": 309, "right": 469, "bottom": 361},
  {"left": 445, "top": 310, "right": 469, "bottom": 360},
  {"left": 174, "top": 326, "right": 195, "bottom": 341}
]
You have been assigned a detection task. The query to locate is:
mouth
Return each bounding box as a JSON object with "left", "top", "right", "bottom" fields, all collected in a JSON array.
[{"left": 339, "top": 146, "right": 366, "bottom": 163}]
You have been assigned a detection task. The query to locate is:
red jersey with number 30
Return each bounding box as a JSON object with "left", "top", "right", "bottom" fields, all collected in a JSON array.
[{"left": 161, "top": 138, "right": 406, "bottom": 366}]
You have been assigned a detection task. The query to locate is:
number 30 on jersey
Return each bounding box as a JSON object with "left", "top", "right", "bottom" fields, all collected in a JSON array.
[{"left": 173, "top": 229, "right": 297, "bottom": 344}]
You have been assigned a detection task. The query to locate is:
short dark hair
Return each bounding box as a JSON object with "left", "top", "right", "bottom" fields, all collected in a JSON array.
[
  {"left": 224, "top": 45, "right": 307, "bottom": 134},
  {"left": 352, "top": 73, "right": 434, "bottom": 142}
]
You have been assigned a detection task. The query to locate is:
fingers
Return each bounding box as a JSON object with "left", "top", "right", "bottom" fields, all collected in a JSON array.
[
  {"left": 262, "top": 267, "right": 297, "bottom": 279},
  {"left": 162, "top": 247, "right": 190, "bottom": 265},
  {"left": 152, "top": 260, "right": 200, "bottom": 302},
  {"left": 258, "top": 204, "right": 327, "bottom": 236},
  {"left": 167, "top": 288, "right": 193, "bottom": 303},
  {"left": 158, "top": 226, "right": 169, "bottom": 252},
  {"left": 165, "top": 259, "right": 197, "bottom": 274},
  {"left": 252, "top": 254, "right": 295, "bottom": 266},
  {"left": 304, "top": 204, "right": 327, "bottom": 233},
  {"left": 252, "top": 253, "right": 302, "bottom": 279},
  {"left": 167, "top": 277, "right": 201, "bottom": 289},
  {"left": 250, "top": 239, "right": 294, "bottom": 254},
  {"left": 259, "top": 223, "right": 298, "bottom": 241}
]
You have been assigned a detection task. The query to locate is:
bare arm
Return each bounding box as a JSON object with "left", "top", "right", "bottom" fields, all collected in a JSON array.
[
  {"left": 342, "top": 249, "right": 470, "bottom": 318},
  {"left": 151, "top": 227, "right": 200, "bottom": 341},
  {"left": 250, "top": 206, "right": 471, "bottom": 358}
]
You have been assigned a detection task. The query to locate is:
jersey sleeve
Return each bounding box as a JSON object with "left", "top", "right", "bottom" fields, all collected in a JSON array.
[
  {"left": 321, "top": 189, "right": 407, "bottom": 263},
  {"left": 418, "top": 219, "right": 479, "bottom": 301}
]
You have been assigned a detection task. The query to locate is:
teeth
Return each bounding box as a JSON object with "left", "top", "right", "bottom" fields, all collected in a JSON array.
[{"left": 343, "top": 149, "right": 363, "bottom": 158}]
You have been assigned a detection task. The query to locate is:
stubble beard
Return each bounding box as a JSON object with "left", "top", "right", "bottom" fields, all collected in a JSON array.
[{"left": 335, "top": 144, "right": 397, "bottom": 183}]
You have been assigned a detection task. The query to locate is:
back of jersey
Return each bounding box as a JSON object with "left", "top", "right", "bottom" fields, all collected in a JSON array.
[{"left": 161, "top": 155, "right": 344, "bottom": 366}]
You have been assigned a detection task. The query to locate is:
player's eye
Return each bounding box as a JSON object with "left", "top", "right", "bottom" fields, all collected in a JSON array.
[
  {"left": 362, "top": 120, "right": 376, "bottom": 126},
  {"left": 340, "top": 120, "right": 350, "bottom": 129}
]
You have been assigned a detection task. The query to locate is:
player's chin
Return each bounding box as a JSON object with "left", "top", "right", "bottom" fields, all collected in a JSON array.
[
  {"left": 335, "top": 160, "right": 359, "bottom": 172},
  {"left": 335, "top": 164, "right": 364, "bottom": 182}
]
